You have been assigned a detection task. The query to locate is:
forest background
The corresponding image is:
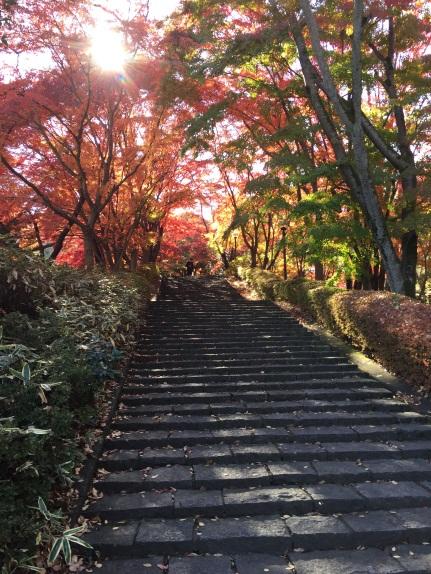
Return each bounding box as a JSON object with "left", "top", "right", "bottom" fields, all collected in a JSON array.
[{"left": 0, "top": 0, "right": 430, "bottom": 298}]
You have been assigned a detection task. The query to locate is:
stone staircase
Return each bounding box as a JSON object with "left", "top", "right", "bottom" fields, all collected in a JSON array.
[{"left": 84, "top": 277, "right": 431, "bottom": 573}]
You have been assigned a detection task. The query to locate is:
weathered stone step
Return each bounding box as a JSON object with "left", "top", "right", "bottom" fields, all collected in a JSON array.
[
  {"left": 289, "top": 546, "right": 431, "bottom": 574},
  {"left": 132, "top": 351, "right": 347, "bottom": 367},
  {"left": 140, "top": 336, "right": 320, "bottom": 347},
  {"left": 143, "top": 319, "right": 302, "bottom": 328},
  {"left": 137, "top": 343, "right": 336, "bottom": 355},
  {"left": 94, "top": 555, "right": 239, "bottom": 574},
  {"left": 129, "top": 359, "right": 353, "bottom": 378},
  {"left": 121, "top": 386, "right": 392, "bottom": 406},
  {"left": 94, "top": 458, "right": 431, "bottom": 494},
  {"left": 85, "top": 480, "right": 431, "bottom": 521},
  {"left": 112, "top": 410, "right": 424, "bottom": 432},
  {"left": 140, "top": 330, "right": 311, "bottom": 341},
  {"left": 84, "top": 278, "right": 431, "bottom": 568},
  {"left": 119, "top": 398, "right": 407, "bottom": 417},
  {"left": 83, "top": 507, "right": 431, "bottom": 557},
  {"left": 123, "top": 377, "right": 378, "bottom": 396},
  {"left": 141, "top": 331, "right": 311, "bottom": 341},
  {"left": 148, "top": 306, "right": 292, "bottom": 313},
  {"left": 100, "top": 439, "right": 431, "bottom": 471},
  {"left": 133, "top": 352, "right": 348, "bottom": 366},
  {"left": 150, "top": 302, "right": 275, "bottom": 309},
  {"left": 125, "top": 369, "right": 365, "bottom": 389},
  {"left": 104, "top": 423, "right": 431, "bottom": 450}
]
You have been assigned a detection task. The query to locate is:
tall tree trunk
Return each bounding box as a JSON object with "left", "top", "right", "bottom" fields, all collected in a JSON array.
[
  {"left": 314, "top": 261, "right": 324, "bottom": 281},
  {"left": 290, "top": 5, "right": 405, "bottom": 293},
  {"left": 368, "top": 16, "right": 418, "bottom": 296}
]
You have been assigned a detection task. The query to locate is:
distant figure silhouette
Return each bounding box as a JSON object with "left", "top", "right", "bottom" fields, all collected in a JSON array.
[{"left": 185, "top": 259, "right": 195, "bottom": 276}]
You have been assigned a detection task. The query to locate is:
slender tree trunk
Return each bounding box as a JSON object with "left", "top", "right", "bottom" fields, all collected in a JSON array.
[
  {"left": 290, "top": 5, "right": 405, "bottom": 293},
  {"left": 250, "top": 246, "right": 258, "bottom": 268},
  {"left": 368, "top": 16, "right": 418, "bottom": 296},
  {"left": 130, "top": 249, "right": 138, "bottom": 272},
  {"left": 83, "top": 229, "right": 96, "bottom": 270},
  {"left": 314, "top": 261, "right": 324, "bottom": 281}
]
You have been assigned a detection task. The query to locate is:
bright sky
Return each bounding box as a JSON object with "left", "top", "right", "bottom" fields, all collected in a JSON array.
[
  {"left": 1, "top": 0, "right": 182, "bottom": 76},
  {"left": 149, "top": 0, "right": 180, "bottom": 19}
]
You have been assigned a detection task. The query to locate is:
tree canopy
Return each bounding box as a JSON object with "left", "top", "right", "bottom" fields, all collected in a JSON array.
[{"left": 0, "top": 0, "right": 430, "bottom": 297}]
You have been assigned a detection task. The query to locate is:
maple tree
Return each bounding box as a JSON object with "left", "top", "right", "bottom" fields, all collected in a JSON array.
[
  {"left": 0, "top": 1, "right": 195, "bottom": 270},
  {"left": 0, "top": 0, "right": 430, "bottom": 296},
  {"left": 166, "top": 0, "right": 431, "bottom": 296}
]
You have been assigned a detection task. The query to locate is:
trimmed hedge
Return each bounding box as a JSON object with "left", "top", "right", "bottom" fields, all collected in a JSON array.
[
  {"left": 238, "top": 267, "right": 281, "bottom": 300},
  {"left": 241, "top": 268, "right": 431, "bottom": 390}
]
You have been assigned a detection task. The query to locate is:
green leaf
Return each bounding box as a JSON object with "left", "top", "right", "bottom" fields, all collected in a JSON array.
[
  {"left": 62, "top": 537, "right": 72, "bottom": 564},
  {"left": 67, "top": 535, "right": 93, "bottom": 549},
  {"left": 48, "top": 538, "right": 63, "bottom": 565},
  {"left": 37, "top": 497, "right": 49, "bottom": 520},
  {"left": 22, "top": 362, "right": 31, "bottom": 385},
  {"left": 27, "top": 426, "right": 51, "bottom": 435}
]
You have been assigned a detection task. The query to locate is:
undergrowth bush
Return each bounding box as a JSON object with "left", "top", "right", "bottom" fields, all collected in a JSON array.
[
  {"left": 0, "top": 244, "right": 159, "bottom": 572},
  {"left": 240, "top": 267, "right": 280, "bottom": 300},
  {"left": 242, "top": 267, "right": 431, "bottom": 390}
]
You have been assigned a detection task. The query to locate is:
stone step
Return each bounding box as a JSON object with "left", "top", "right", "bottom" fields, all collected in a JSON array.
[
  {"left": 100, "top": 439, "right": 431, "bottom": 471},
  {"left": 94, "top": 458, "right": 431, "bottom": 494},
  {"left": 135, "top": 343, "right": 336, "bottom": 356},
  {"left": 84, "top": 278, "right": 431, "bottom": 568},
  {"left": 123, "top": 377, "right": 379, "bottom": 396},
  {"left": 141, "top": 332, "right": 312, "bottom": 341},
  {"left": 139, "top": 336, "right": 321, "bottom": 348},
  {"left": 132, "top": 351, "right": 347, "bottom": 367},
  {"left": 289, "top": 546, "right": 431, "bottom": 574},
  {"left": 139, "top": 324, "right": 304, "bottom": 335},
  {"left": 112, "top": 410, "right": 425, "bottom": 432},
  {"left": 104, "top": 423, "right": 431, "bottom": 450},
  {"left": 119, "top": 398, "right": 407, "bottom": 417},
  {"left": 140, "top": 330, "right": 312, "bottom": 340},
  {"left": 125, "top": 369, "right": 365, "bottom": 388},
  {"left": 120, "top": 386, "right": 393, "bottom": 406},
  {"left": 83, "top": 507, "right": 431, "bottom": 557},
  {"left": 132, "top": 354, "right": 349, "bottom": 368},
  {"left": 85, "top": 480, "right": 431, "bottom": 521},
  {"left": 129, "top": 359, "right": 354, "bottom": 378}
]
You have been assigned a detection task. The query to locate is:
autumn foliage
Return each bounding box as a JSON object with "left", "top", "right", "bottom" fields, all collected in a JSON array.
[{"left": 0, "top": 0, "right": 200, "bottom": 271}]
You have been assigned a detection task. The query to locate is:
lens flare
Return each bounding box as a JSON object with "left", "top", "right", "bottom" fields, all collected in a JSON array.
[{"left": 89, "top": 24, "right": 129, "bottom": 72}]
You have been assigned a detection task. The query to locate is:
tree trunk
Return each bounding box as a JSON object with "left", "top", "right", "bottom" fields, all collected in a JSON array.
[
  {"left": 83, "top": 230, "right": 96, "bottom": 270},
  {"left": 314, "top": 261, "right": 324, "bottom": 281},
  {"left": 250, "top": 247, "right": 258, "bottom": 268},
  {"left": 290, "top": 5, "right": 405, "bottom": 293},
  {"left": 130, "top": 249, "right": 138, "bottom": 272},
  {"left": 378, "top": 265, "right": 386, "bottom": 291}
]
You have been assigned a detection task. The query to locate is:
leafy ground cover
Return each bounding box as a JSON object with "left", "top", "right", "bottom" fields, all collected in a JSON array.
[
  {"left": 240, "top": 267, "right": 431, "bottom": 391},
  {"left": 0, "top": 241, "right": 159, "bottom": 573}
]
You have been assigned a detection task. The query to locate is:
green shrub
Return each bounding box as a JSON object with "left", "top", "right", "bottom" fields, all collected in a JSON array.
[
  {"left": 244, "top": 268, "right": 280, "bottom": 300},
  {"left": 242, "top": 267, "right": 431, "bottom": 391},
  {"left": 0, "top": 246, "right": 159, "bottom": 571}
]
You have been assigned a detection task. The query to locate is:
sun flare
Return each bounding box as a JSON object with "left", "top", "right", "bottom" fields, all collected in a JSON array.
[{"left": 89, "top": 24, "right": 129, "bottom": 72}]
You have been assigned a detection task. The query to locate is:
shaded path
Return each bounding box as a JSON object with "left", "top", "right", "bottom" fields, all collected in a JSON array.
[{"left": 85, "top": 278, "right": 431, "bottom": 573}]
